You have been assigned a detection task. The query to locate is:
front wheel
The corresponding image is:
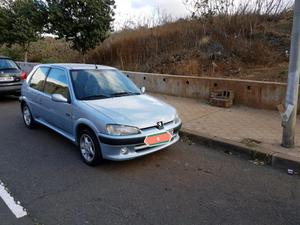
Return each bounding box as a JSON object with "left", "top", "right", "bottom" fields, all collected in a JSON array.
[
  {"left": 79, "top": 129, "right": 103, "bottom": 166},
  {"left": 22, "top": 103, "right": 35, "bottom": 129}
]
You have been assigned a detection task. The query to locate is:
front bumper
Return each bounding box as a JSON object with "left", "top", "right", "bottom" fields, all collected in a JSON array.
[{"left": 98, "top": 122, "right": 182, "bottom": 161}]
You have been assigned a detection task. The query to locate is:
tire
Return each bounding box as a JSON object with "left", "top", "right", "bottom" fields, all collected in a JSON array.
[
  {"left": 78, "top": 129, "right": 103, "bottom": 166},
  {"left": 22, "top": 103, "right": 35, "bottom": 129}
]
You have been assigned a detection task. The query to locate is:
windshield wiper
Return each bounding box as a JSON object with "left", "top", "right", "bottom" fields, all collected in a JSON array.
[
  {"left": 81, "top": 94, "right": 110, "bottom": 100},
  {"left": 110, "top": 92, "right": 141, "bottom": 97}
]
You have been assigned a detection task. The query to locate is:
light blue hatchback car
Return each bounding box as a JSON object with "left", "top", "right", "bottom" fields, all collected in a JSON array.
[{"left": 20, "top": 64, "right": 182, "bottom": 166}]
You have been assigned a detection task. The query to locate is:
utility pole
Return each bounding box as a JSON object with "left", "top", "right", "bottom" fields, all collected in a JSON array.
[{"left": 282, "top": 0, "right": 300, "bottom": 148}]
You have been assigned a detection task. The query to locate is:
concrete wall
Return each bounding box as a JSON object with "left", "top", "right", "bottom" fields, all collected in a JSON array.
[
  {"left": 125, "top": 71, "right": 294, "bottom": 111},
  {"left": 17, "top": 62, "right": 293, "bottom": 111}
]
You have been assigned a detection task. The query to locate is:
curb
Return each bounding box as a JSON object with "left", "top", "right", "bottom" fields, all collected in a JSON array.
[{"left": 180, "top": 129, "right": 300, "bottom": 172}]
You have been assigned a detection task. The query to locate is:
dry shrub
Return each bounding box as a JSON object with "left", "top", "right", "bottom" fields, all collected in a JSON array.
[{"left": 86, "top": 9, "right": 293, "bottom": 81}]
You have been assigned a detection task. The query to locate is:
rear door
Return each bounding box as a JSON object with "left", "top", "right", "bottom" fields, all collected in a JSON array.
[{"left": 41, "top": 67, "right": 73, "bottom": 135}]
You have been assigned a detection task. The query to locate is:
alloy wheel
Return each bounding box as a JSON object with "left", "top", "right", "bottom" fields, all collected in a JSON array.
[
  {"left": 23, "top": 106, "right": 32, "bottom": 126},
  {"left": 80, "top": 134, "right": 96, "bottom": 162}
]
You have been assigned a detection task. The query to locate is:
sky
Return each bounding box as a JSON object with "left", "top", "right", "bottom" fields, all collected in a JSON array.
[
  {"left": 114, "top": 0, "right": 190, "bottom": 30},
  {"left": 113, "top": 0, "right": 294, "bottom": 30}
]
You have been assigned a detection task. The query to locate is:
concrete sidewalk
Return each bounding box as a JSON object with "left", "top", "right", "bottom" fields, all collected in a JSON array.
[{"left": 152, "top": 93, "right": 300, "bottom": 168}]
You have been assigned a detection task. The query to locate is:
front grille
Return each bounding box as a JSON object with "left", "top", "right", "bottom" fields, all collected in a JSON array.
[{"left": 141, "top": 120, "right": 174, "bottom": 132}]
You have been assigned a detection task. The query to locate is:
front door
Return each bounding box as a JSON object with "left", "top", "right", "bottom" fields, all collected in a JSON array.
[{"left": 41, "top": 68, "right": 73, "bottom": 135}]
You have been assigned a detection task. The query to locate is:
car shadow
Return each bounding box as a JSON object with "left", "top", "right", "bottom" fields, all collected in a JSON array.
[
  {"left": 36, "top": 121, "right": 171, "bottom": 168},
  {"left": 0, "top": 95, "right": 19, "bottom": 103},
  {"left": 27, "top": 123, "right": 173, "bottom": 173},
  {"left": 40, "top": 122, "right": 172, "bottom": 170},
  {"left": 98, "top": 146, "right": 174, "bottom": 171}
]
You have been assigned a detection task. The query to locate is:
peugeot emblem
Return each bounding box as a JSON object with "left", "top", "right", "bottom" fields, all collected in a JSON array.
[{"left": 157, "top": 121, "right": 164, "bottom": 130}]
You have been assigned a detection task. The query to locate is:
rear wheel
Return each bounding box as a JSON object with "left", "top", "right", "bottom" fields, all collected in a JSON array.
[
  {"left": 79, "top": 129, "right": 103, "bottom": 166},
  {"left": 22, "top": 103, "right": 35, "bottom": 129}
]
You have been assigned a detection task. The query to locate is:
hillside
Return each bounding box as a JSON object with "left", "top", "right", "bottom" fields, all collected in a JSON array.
[{"left": 87, "top": 11, "right": 293, "bottom": 82}]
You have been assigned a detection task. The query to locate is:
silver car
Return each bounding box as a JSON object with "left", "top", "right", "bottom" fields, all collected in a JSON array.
[{"left": 20, "top": 64, "right": 182, "bottom": 166}]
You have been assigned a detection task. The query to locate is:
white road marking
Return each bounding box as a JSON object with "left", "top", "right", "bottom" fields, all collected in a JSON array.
[{"left": 0, "top": 180, "right": 27, "bottom": 219}]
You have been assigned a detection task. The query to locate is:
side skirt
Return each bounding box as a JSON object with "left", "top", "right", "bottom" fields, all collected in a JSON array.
[{"left": 35, "top": 118, "right": 76, "bottom": 143}]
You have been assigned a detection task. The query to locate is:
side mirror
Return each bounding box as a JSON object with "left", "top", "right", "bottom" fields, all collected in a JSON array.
[
  {"left": 51, "top": 94, "right": 69, "bottom": 103},
  {"left": 141, "top": 86, "right": 146, "bottom": 94}
]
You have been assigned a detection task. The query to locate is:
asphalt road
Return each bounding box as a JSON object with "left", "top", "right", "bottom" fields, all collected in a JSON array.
[{"left": 0, "top": 96, "right": 300, "bottom": 225}]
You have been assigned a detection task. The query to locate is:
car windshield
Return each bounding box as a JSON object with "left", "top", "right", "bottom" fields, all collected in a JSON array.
[
  {"left": 0, "top": 58, "right": 19, "bottom": 70},
  {"left": 70, "top": 69, "right": 141, "bottom": 100}
]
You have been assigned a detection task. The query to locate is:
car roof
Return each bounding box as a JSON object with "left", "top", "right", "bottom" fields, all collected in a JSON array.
[{"left": 40, "top": 63, "right": 116, "bottom": 70}]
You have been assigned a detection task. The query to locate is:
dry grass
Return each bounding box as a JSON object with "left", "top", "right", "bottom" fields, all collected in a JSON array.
[{"left": 86, "top": 10, "right": 293, "bottom": 82}]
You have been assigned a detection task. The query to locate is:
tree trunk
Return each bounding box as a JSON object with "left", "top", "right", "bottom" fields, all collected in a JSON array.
[
  {"left": 81, "top": 51, "right": 86, "bottom": 63},
  {"left": 24, "top": 51, "right": 28, "bottom": 62},
  {"left": 23, "top": 42, "right": 30, "bottom": 62}
]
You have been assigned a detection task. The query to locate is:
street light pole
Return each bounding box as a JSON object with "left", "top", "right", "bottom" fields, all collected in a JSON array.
[{"left": 282, "top": 0, "right": 300, "bottom": 148}]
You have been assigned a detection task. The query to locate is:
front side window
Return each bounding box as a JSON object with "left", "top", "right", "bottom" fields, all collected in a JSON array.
[
  {"left": 44, "top": 68, "right": 69, "bottom": 99},
  {"left": 29, "top": 67, "right": 49, "bottom": 91},
  {"left": 70, "top": 69, "right": 141, "bottom": 100}
]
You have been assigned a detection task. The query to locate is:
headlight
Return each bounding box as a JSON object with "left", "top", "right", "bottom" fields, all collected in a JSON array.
[
  {"left": 106, "top": 124, "right": 141, "bottom": 136},
  {"left": 174, "top": 113, "right": 181, "bottom": 124}
]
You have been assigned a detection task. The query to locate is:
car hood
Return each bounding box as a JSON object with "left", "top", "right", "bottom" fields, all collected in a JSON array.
[{"left": 83, "top": 94, "right": 176, "bottom": 128}]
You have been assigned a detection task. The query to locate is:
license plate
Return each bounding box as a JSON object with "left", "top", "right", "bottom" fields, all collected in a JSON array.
[
  {"left": 144, "top": 132, "right": 172, "bottom": 146},
  {"left": 0, "top": 77, "right": 14, "bottom": 82}
]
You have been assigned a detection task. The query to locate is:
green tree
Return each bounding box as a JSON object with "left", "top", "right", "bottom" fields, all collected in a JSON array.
[
  {"left": 0, "top": 0, "right": 47, "bottom": 61},
  {"left": 47, "top": 0, "right": 115, "bottom": 62},
  {"left": 0, "top": 4, "right": 9, "bottom": 46}
]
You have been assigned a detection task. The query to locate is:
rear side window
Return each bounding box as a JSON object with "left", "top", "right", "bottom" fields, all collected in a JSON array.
[
  {"left": 29, "top": 67, "right": 49, "bottom": 91},
  {"left": 44, "top": 68, "right": 69, "bottom": 99}
]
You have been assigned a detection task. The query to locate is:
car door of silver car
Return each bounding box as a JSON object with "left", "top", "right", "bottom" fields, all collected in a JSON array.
[
  {"left": 41, "top": 67, "right": 73, "bottom": 135},
  {"left": 26, "top": 67, "right": 49, "bottom": 119}
]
